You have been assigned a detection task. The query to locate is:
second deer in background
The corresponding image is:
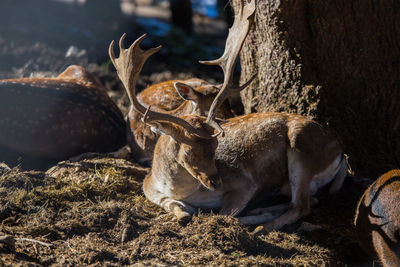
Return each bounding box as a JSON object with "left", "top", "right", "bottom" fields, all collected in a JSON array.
[
  {"left": 354, "top": 169, "right": 400, "bottom": 267},
  {"left": 0, "top": 65, "right": 126, "bottom": 169}
]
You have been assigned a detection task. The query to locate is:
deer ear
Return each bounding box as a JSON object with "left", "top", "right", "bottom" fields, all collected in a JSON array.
[
  {"left": 58, "top": 65, "right": 104, "bottom": 88},
  {"left": 174, "top": 82, "right": 199, "bottom": 102}
]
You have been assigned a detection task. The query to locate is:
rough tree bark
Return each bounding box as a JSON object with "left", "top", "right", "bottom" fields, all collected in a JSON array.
[{"left": 233, "top": 0, "right": 400, "bottom": 176}]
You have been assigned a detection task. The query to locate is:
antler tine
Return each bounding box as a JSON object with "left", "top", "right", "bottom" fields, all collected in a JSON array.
[
  {"left": 109, "top": 41, "right": 116, "bottom": 66},
  {"left": 200, "top": 0, "right": 256, "bottom": 135},
  {"left": 109, "top": 33, "right": 162, "bottom": 111},
  {"left": 213, "top": 72, "right": 257, "bottom": 94},
  {"left": 109, "top": 33, "right": 213, "bottom": 140},
  {"left": 233, "top": 72, "right": 257, "bottom": 93},
  {"left": 119, "top": 33, "right": 127, "bottom": 50}
]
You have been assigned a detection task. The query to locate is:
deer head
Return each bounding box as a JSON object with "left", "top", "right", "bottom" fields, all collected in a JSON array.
[
  {"left": 118, "top": 1, "right": 256, "bottom": 164},
  {"left": 109, "top": 33, "right": 220, "bottom": 189}
]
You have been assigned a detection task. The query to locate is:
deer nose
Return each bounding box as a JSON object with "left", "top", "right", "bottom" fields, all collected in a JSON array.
[{"left": 208, "top": 173, "right": 222, "bottom": 189}]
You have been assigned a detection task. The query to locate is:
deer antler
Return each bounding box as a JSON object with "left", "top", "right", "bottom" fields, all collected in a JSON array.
[
  {"left": 109, "top": 33, "right": 161, "bottom": 114},
  {"left": 200, "top": 0, "right": 256, "bottom": 136},
  {"left": 109, "top": 33, "right": 213, "bottom": 139}
]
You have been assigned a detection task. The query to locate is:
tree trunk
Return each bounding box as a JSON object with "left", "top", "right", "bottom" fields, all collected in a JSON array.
[
  {"left": 170, "top": 0, "right": 193, "bottom": 35},
  {"left": 233, "top": 0, "right": 400, "bottom": 176}
]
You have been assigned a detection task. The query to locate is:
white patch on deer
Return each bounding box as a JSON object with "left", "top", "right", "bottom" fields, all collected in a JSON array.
[{"left": 183, "top": 187, "right": 224, "bottom": 209}]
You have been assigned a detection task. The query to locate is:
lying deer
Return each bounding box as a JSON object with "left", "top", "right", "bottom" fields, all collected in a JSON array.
[
  {"left": 0, "top": 65, "right": 126, "bottom": 168},
  {"left": 130, "top": 77, "right": 234, "bottom": 163},
  {"left": 354, "top": 169, "right": 400, "bottom": 267},
  {"left": 137, "top": 78, "right": 222, "bottom": 112},
  {"left": 109, "top": 0, "right": 347, "bottom": 232}
]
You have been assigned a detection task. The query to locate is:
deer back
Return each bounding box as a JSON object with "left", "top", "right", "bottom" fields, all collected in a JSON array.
[
  {"left": 354, "top": 169, "right": 400, "bottom": 266},
  {"left": 0, "top": 65, "right": 126, "bottom": 168},
  {"left": 152, "top": 112, "right": 342, "bottom": 194}
]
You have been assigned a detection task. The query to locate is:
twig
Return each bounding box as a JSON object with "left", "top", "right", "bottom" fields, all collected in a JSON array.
[{"left": 15, "top": 237, "right": 54, "bottom": 248}]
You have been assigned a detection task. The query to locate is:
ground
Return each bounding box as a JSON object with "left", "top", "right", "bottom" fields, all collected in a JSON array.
[
  {"left": 0, "top": 0, "right": 382, "bottom": 266},
  {"left": 0, "top": 158, "right": 375, "bottom": 266}
]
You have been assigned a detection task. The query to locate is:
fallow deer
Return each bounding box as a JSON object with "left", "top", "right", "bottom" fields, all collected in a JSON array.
[
  {"left": 0, "top": 65, "right": 126, "bottom": 169},
  {"left": 129, "top": 77, "right": 234, "bottom": 163},
  {"left": 354, "top": 169, "right": 400, "bottom": 267},
  {"left": 137, "top": 78, "right": 216, "bottom": 112},
  {"left": 109, "top": 0, "right": 347, "bottom": 232}
]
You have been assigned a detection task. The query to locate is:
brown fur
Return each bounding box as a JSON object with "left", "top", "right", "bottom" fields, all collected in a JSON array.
[
  {"left": 143, "top": 112, "right": 347, "bottom": 230},
  {"left": 354, "top": 169, "right": 400, "bottom": 267}
]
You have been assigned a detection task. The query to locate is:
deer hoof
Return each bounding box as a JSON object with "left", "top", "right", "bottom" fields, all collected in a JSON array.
[
  {"left": 251, "top": 223, "right": 274, "bottom": 236},
  {"left": 177, "top": 212, "right": 192, "bottom": 226}
]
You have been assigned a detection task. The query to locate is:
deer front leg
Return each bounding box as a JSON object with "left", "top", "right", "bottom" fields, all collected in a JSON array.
[
  {"left": 143, "top": 176, "right": 196, "bottom": 225},
  {"left": 253, "top": 162, "right": 313, "bottom": 234},
  {"left": 219, "top": 182, "right": 257, "bottom": 217},
  {"left": 162, "top": 198, "right": 196, "bottom": 225},
  {"left": 240, "top": 198, "right": 319, "bottom": 226},
  {"left": 68, "top": 145, "right": 131, "bottom": 162},
  {"left": 238, "top": 203, "right": 289, "bottom": 225}
]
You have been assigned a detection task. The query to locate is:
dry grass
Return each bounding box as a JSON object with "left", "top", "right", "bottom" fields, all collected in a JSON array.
[{"left": 0, "top": 156, "right": 376, "bottom": 266}]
